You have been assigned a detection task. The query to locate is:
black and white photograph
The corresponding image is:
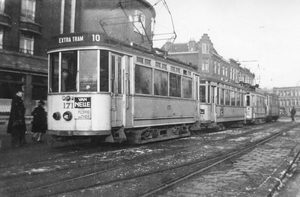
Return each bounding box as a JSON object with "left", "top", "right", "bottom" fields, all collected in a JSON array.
[{"left": 0, "top": 0, "right": 300, "bottom": 196}]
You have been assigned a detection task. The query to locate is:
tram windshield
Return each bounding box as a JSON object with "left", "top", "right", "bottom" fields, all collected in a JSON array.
[{"left": 49, "top": 50, "right": 109, "bottom": 93}]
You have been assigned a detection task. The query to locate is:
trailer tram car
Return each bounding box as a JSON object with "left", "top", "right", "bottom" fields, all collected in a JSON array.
[
  {"left": 266, "top": 93, "right": 280, "bottom": 121},
  {"left": 244, "top": 85, "right": 280, "bottom": 124},
  {"left": 46, "top": 32, "right": 203, "bottom": 145},
  {"left": 199, "top": 76, "right": 246, "bottom": 130}
]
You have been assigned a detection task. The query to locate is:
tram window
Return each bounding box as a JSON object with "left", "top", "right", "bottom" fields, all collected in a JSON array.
[
  {"left": 207, "top": 85, "right": 210, "bottom": 103},
  {"left": 61, "top": 51, "right": 77, "bottom": 92},
  {"left": 135, "top": 65, "right": 152, "bottom": 94},
  {"left": 216, "top": 88, "right": 220, "bottom": 105},
  {"left": 200, "top": 86, "right": 206, "bottom": 103},
  {"left": 236, "top": 93, "right": 240, "bottom": 106},
  {"left": 231, "top": 91, "right": 235, "bottom": 106},
  {"left": 154, "top": 70, "right": 168, "bottom": 96},
  {"left": 182, "top": 77, "right": 192, "bottom": 98},
  {"left": 220, "top": 89, "right": 224, "bottom": 105},
  {"left": 225, "top": 90, "right": 230, "bottom": 105},
  {"left": 117, "top": 57, "right": 122, "bottom": 94},
  {"left": 169, "top": 73, "right": 181, "bottom": 97},
  {"left": 100, "top": 50, "right": 109, "bottom": 92},
  {"left": 49, "top": 53, "right": 59, "bottom": 93},
  {"left": 79, "top": 50, "right": 97, "bottom": 92},
  {"left": 246, "top": 95, "right": 250, "bottom": 106}
]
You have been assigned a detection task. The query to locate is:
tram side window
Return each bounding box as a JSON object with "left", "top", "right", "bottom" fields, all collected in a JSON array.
[
  {"left": 79, "top": 50, "right": 97, "bottom": 92},
  {"left": 49, "top": 53, "right": 59, "bottom": 93},
  {"left": 200, "top": 86, "right": 206, "bottom": 103},
  {"left": 220, "top": 89, "right": 224, "bottom": 105},
  {"left": 225, "top": 90, "right": 230, "bottom": 105},
  {"left": 236, "top": 93, "right": 240, "bottom": 106},
  {"left": 246, "top": 95, "right": 250, "bottom": 106},
  {"left": 169, "top": 73, "right": 181, "bottom": 97},
  {"left": 135, "top": 65, "right": 152, "bottom": 94},
  {"left": 100, "top": 50, "right": 109, "bottom": 92},
  {"left": 61, "top": 51, "right": 77, "bottom": 92},
  {"left": 231, "top": 91, "right": 235, "bottom": 106},
  {"left": 182, "top": 77, "right": 192, "bottom": 98},
  {"left": 154, "top": 70, "right": 168, "bottom": 96},
  {"left": 216, "top": 87, "right": 219, "bottom": 105}
]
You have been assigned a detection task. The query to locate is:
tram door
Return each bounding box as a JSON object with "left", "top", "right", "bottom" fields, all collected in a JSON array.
[
  {"left": 111, "top": 54, "right": 128, "bottom": 127},
  {"left": 210, "top": 83, "right": 217, "bottom": 122}
]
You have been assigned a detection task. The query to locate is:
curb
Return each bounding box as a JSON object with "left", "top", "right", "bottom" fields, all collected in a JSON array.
[{"left": 254, "top": 143, "right": 300, "bottom": 196}]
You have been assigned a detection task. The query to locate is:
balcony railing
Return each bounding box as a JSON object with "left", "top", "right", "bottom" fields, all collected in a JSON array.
[{"left": 19, "top": 48, "right": 34, "bottom": 55}]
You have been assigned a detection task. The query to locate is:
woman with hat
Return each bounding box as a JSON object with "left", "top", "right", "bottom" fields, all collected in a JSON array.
[{"left": 31, "top": 100, "right": 47, "bottom": 142}]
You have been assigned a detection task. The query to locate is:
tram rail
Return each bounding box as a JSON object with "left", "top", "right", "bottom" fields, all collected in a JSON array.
[{"left": 3, "top": 122, "right": 297, "bottom": 197}]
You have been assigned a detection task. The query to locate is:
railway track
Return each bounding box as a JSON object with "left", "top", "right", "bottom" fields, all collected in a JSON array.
[{"left": 1, "top": 122, "right": 296, "bottom": 197}]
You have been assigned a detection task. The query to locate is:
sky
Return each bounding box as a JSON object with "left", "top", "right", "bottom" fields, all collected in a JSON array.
[{"left": 147, "top": 0, "right": 300, "bottom": 89}]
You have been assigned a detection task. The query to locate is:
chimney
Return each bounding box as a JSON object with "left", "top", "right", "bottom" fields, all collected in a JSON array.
[{"left": 188, "top": 38, "right": 196, "bottom": 51}]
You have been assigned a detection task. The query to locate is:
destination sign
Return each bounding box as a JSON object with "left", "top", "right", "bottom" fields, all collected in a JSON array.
[
  {"left": 75, "top": 97, "right": 91, "bottom": 108},
  {"left": 54, "top": 33, "right": 102, "bottom": 45}
]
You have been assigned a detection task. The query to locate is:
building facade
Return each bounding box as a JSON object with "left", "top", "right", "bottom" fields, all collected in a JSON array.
[
  {"left": 162, "top": 34, "right": 255, "bottom": 86},
  {"left": 0, "top": 0, "right": 52, "bottom": 117},
  {"left": 273, "top": 86, "right": 300, "bottom": 116}
]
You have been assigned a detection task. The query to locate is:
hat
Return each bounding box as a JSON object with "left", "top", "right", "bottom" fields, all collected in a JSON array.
[{"left": 38, "top": 100, "right": 45, "bottom": 105}]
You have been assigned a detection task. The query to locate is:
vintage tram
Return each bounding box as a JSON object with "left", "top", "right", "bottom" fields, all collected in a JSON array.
[{"left": 46, "top": 32, "right": 202, "bottom": 145}]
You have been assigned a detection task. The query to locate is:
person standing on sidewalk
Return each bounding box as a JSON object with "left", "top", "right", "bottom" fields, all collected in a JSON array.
[
  {"left": 7, "top": 88, "right": 27, "bottom": 147},
  {"left": 31, "top": 100, "right": 47, "bottom": 143},
  {"left": 291, "top": 106, "right": 296, "bottom": 122}
]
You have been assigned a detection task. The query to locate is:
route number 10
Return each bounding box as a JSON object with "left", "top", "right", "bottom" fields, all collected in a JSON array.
[{"left": 92, "top": 34, "right": 101, "bottom": 42}]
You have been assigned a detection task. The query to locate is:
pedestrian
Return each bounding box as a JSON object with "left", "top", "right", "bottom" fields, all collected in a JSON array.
[
  {"left": 7, "top": 88, "right": 27, "bottom": 147},
  {"left": 31, "top": 100, "right": 47, "bottom": 143},
  {"left": 291, "top": 106, "right": 296, "bottom": 122}
]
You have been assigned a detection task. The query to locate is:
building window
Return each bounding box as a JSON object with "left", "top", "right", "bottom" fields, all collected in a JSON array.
[
  {"left": 0, "top": 0, "right": 5, "bottom": 13},
  {"left": 214, "top": 61, "right": 217, "bottom": 73},
  {"left": 21, "top": 0, "right": 36, "bottom": 22},
  {"left": 202, "top": 59, "right": 209, "bottom": 72},
  {"left": 218, "top": 63, "right": 221, "bottom": 75},
  {"left": 20, "top": 32, "right": 34, "bottom": 55},
  {"left": 202, "top": 43, "right": 209, "bottom": 54}
]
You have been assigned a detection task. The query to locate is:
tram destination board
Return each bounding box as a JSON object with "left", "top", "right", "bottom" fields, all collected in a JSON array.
[{"left": 52, "top": 32, "right": 104, "bottom": 47}]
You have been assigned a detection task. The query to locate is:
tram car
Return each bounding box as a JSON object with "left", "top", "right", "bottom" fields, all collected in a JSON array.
[
  {"left": 198, "top": 77, "right": 279, "bottom": 129},
  {"left": 46, "top": 0, "right": 204, "bottom": 145},
  {"left": 265, "top": 93, "right": 280, "bottom": 121},
  {"left": 199, "top": 76, "right": 246, "bottom": 130},
  {"left": 244, "top": 85, "right": 280, "bottom": 124},
  {"left": 47, "top": 34, "right": 202, "bottom": 144}
]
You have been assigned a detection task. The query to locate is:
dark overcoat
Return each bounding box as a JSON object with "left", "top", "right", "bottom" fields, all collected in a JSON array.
[
  {"left": 31, "top": 106, "right": 47, "bottom": 133},
  {"left": 7, "top": 95, "right": 26, "bottom": 137}
]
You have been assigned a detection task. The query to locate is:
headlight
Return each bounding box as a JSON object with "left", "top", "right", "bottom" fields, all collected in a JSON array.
[
  {"left": 52, "top": 112, "right": 61, "bottom": 120},
  {"left": 63, "top": 111, "right": 72, "bottom": 121}
]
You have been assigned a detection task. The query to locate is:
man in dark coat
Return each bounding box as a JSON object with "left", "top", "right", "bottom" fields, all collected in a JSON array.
[
  {"left": 31, "top": 100, "right": 47, "bottom": 142},
  {"left": 7, "top": 89, "right": 27, "bottom": 147},
  {"left": 291, "top": 106, "right": 296, "bottom": 122}
]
